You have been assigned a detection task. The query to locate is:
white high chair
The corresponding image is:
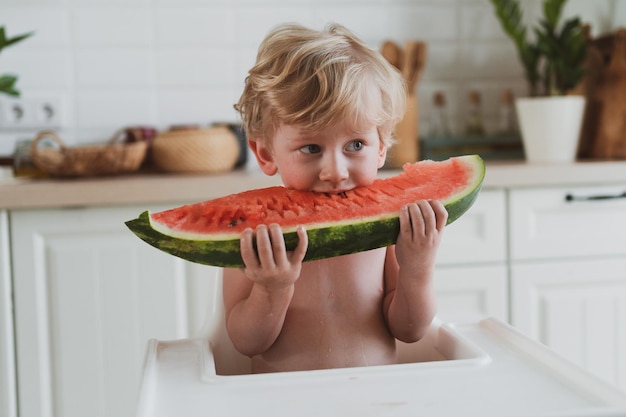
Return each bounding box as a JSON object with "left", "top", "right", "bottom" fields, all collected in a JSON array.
[{"left": 135, "top": 271, "right": 626, "bottom": 417}]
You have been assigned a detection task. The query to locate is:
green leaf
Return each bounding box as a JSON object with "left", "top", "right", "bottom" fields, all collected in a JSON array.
[
  {"left": 0, "top": 26, "right": 34, "bottom": 53},
  {"left": 543, "top": 0, "right": 566, "bottom": 29},
  {"left": 0, "top": 74, "right": 17, "bottom": 88},
  {"left": 0, "top": 75, "right": 20, "bottom": 97},
  {"left": 0, "top": 27, "right": 33, "bottom": 97},
  {"left": 551, "top": 17, "right": 587, "bottom": 94},
  {"left": 491, "top": 0, "right": 586, "bottom": 96},
  {"left": 490, "top": 0, "right": 543, "bottom": 95},
  {"left": 3, "top": 31, "right": 34, "bottom": 48},
  {"left": 0, "top": 87, "right": 19, "bottom": 97},
  {"left": 490, "top": 0, "right": 526, "bottom": 45}
]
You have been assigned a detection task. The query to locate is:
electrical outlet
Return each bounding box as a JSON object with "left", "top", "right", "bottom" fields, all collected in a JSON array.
[
  {"left": 0, "top": 96, "right": 65, "bottom": 130},
  {"left": 33, "top": 97, "right": 63, "bottom": 127},
  {"left": 0, "top": 100, "right": 28, "bottom": 127}
]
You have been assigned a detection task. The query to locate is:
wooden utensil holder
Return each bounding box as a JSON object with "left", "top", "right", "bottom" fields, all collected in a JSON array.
[
  {"left": 387, "top": 94, "right": 419, "bottom": 168},
  {"left": 381, "top": 39, "right": 425, "bottom": 168}
]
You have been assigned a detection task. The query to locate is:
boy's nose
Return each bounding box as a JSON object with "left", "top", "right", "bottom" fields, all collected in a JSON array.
[{"left": 319, "top": 153, "right": 348, "bottom": 183}]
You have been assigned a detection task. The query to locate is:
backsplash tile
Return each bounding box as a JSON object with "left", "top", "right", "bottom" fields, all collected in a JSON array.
[
  {"left": 2, "top": 7, "right": 70, "bottom": 46},
  {"left": 0, "top": 0, "right": 624, "bottom": 155},
  {"left": 235, "top": 6, "right": 318, "bottom": 44},
  {"left": 459, "top": 2, "right": 509, "bottom": 40},
  {"left": 72, "top": 8, "right": 153, "bottom": 46},
  {"left": 157, "top": 89, "right": 239, "bottom": 127},
  {"left": 156, "top": 47, "right": 238, "bottom": 87},
  {"left": 6, "top": 49, "right": 72, "bottom": 89},
  {"left": 154, "top": 7, "right": 236, "bottom": 46},
  {"left": 75, "top": 48, "right": 155, "bottom": 87},
  {"left": 312, "top": 6, "right": 391, "bottom": 40},
  {"left": 75, "top": 91, "right": 158, "bottom": 130},
  {"left": 422, "top": 44, "right": 460, "bottom": 81},
  {"left": 385, "top": 4, "right": 458, "bottom": 41}
]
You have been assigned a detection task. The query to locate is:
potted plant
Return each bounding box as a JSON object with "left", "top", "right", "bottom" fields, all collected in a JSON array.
[
  {"left": 0, "top": 26, "right": 34, "bottom": 97},
  {"left": 490, "top": 0, "right": 588, "bottom": 163}
]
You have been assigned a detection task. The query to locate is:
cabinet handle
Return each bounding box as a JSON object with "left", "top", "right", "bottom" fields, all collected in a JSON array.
[{"left": 565, "top": 191, "right": 626, "bottom": 202}]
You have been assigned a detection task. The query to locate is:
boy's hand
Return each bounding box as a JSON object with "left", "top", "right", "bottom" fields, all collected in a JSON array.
[
  {"left": 240, "top": 223, "right": 308, "bottom": 291},
  {"left": 395, "top": 200, "right": 448, "bottom": 271}
]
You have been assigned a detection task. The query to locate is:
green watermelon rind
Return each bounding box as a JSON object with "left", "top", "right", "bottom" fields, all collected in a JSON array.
[{"left": 125, "top": 155, "right": 485, "bottom": 268}]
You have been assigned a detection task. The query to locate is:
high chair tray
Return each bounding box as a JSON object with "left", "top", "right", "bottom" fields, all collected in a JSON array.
[{"left": 135, "top": 318, "right": 626, "bottom": 417}]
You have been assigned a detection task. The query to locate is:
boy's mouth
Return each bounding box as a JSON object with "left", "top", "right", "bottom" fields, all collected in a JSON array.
[{"left": 313, "top": 187, "right": 353, "bottom": 195}]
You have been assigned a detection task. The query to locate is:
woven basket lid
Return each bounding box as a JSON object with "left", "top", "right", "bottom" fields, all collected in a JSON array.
[{"left": 151, "top": 126, "right": 240, "bottom": 173}]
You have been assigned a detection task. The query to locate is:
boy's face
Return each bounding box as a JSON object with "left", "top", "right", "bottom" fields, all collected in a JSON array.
[{"left": 250, "top": 122, "right": 387, "bottom": 193}]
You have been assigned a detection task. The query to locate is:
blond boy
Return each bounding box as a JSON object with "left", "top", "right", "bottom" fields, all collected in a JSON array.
[{"left": 223, "top": 23, "right": 447, "bottom": 373}]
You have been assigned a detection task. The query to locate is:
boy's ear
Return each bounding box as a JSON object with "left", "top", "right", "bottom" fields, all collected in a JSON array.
[
  {"left": 377, "top": 141, "right": 388, "bottom": 169},
  {"left": 248, "top": 139, "right": 278, "bottom": 176}
]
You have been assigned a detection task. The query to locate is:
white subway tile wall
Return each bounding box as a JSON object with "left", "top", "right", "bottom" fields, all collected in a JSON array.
[{"left": 0, "top": 0, "right": 624, "bottom": 154}]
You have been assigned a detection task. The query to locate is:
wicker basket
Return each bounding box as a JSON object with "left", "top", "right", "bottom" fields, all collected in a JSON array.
[
  {"left": 30, "top": 130, "right": 148, "bottom": 178},
  {"left": 151, "top": 126, "right": 240, "bottom": 173}
]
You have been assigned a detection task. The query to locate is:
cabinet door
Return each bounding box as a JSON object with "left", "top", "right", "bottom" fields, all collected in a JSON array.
[
  {"left": 511, "top": 258, "right": 626, "bottom": 391},
  {"left": 509, "top": 185, "right": 626, "bottom": 260},
  {"left": 0, "top": 211, "right": 17, "bottom": 417},
  {"left": 435, "top": 264, "right": 508, "bottom": 322},
  {"left": 436, "top": 189, "right": 507, "bottom": 265},
  {"left": 10, "top": 206, "right": 214, "bottom": 417}
]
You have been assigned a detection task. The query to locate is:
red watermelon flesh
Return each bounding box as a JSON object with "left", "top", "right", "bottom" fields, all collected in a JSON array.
[{"left": 149, "top": 155, "right": 482, "bottom": 240}]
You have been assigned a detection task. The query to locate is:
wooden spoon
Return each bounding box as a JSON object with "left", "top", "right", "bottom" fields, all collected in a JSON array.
[
  {"left": 380, "top": 40, "right": 403, "bottom": 72},
  {"left": 403, "top": 41, "right": 427, "bottom": 92}
]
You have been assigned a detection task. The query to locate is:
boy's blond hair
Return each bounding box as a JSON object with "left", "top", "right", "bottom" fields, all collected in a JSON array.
[{"left": 235, "top": 23, "right": 406, "bottom": 148}]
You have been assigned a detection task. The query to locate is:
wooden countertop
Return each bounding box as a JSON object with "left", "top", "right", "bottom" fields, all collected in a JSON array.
[{"left": 1, "top": 160, "right": 625, "bottom": 210}]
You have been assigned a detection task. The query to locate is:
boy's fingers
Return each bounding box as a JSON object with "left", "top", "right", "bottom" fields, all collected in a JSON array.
[
  {"left": 431, "top": 200, "right": 448, "bottom": 230},
  {"left": 399, "top": 204, "right": 412, "bottom": 234},
  {"left": 409, "top": 202, "right": 425, "bottom": 237},
  {"left": 240, "top": 228, "right": 259, "bottom": 268},
  {"left": 291, "top": 226, "right": 308, "bottom": 263},
  {"left": 417, "top": 200, "right": 436, "bottom": 234},
  {"left": 255, "top": 225, "right": 275, "bottom": 266},
  {"left": 268, "top": 223, "right": 288, "bottom": 264},
  {"left": 268, "top": 223, "right": 285, "bottom": 249}
]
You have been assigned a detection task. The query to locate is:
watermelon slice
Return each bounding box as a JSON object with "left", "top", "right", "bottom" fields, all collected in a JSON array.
[{"left": 126, "top": 154, "right": 485, "bottom": 268}]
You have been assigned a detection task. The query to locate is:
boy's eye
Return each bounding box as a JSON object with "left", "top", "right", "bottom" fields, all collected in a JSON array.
[
  {"left": 300, "top": 144, "right": 321, "bottom": 154},
  {"left": 346, "top": 140, "right": 364, "bottom": 152}
]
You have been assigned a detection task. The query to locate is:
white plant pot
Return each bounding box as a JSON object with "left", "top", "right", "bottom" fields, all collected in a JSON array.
[{"left": 515, "top": 96, "right": 586, "bottom": 164}]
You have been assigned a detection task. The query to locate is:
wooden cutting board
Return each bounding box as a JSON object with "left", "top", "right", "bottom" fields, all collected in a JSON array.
[{"left": 579, "top": 28, "right": 626, "bottom": 159}]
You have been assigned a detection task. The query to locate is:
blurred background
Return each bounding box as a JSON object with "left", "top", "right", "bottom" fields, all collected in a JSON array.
[{"left": 1, "top": 0, "right": 625, "bottom": 156}]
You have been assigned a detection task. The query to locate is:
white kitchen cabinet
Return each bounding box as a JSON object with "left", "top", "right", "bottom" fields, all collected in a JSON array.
[
  {"left": 509, "top": 185, "right": 626, "bottom": 260},
  {"left": 10, "top": 205, "right": 219, "bottom": 417},
  {"left": 435, "top": 265, "right": 508, "bottom": 322},
  {"left": 511, "top": 258, "right": 626, "bottom": 391},
  {"left": 0, "top": 210, "right": 17, "bottom": 417},
  {"left": 434, "top": 190, "right": 509, "bottom": 321},
  {"left": 509, "top": 185, "right": 626, "bottom": 391},
  {"left": 437, "top": 189, "right": 507, "bottom": 265}
]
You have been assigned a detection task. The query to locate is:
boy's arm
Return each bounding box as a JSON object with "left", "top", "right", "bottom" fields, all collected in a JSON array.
[
  {"left": 383, "top": 200, "right": 447, "bottom": 343},
  {"left": 222, "top": 224, "right": 307, "bottom": 357},
  {"left": 223, "top": 267, "right": 295, "bottom": 356}
]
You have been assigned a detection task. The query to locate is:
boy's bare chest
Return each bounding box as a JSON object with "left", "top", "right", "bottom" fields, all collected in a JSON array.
[
  {"left": 255, "top": 249, "right": 396, "bottom": 372},
  {"left": 291, "top": 249, "right": 387, "bottom": 314}
]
